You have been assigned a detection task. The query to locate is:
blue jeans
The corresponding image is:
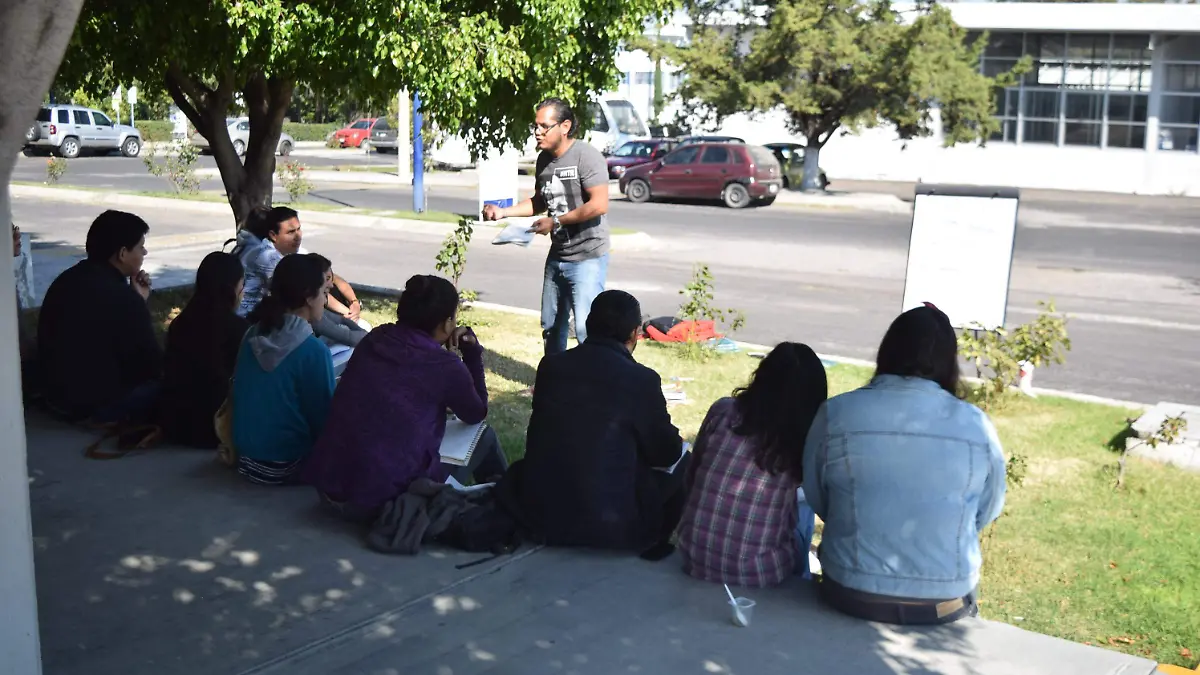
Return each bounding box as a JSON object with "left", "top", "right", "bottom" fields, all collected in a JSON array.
[
  {"left": 541, "top": 254, "right": 609, "bottom": 356},
  {"left": 795, "top": 489, "right": 817, "bottom": 580}
]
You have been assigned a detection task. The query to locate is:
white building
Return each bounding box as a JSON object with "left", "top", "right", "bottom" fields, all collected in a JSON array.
[{"left": 614, "top": 3, "right": 1200, "bottom": 196}]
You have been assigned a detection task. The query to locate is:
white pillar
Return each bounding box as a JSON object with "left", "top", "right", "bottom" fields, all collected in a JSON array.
[
  {"left": 1146, "top": 32, "right": 1165, "bottom": 153},
  {"left": 1, "top": 2, "right": 88, "bottom": 672},
  {"left": 396, "top": 90, "right": 412, "bottom": 183}
]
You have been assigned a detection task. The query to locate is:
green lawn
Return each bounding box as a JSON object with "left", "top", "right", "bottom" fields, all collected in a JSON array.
[{"left": 143, "top": 292, "right": 1200, "bottom": 669}]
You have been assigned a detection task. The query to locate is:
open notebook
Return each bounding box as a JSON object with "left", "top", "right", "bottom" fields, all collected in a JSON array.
[{"left": 440, "top": 418, "right": 488, "bottom": 467}]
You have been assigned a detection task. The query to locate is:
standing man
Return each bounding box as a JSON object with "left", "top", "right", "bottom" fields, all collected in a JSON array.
[{"left": 482, "top": 98, "right": 611, "bottom": 356}]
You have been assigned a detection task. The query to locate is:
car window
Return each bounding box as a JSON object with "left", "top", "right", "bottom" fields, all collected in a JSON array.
[
  {"left": 374, "top": 119, "right": 391, "bottom": 131},
  {"left": 92, "top": 112, "right": 113, "bottom": 126},
  {"left": 73, "top": 110, "right": 91, "bottom": 125},
  {"left": 747, "top": 145, "right": 780, "bottom": 167},
  {"left": 37, "top": 108, "right": 51, "bottom": 122},
  {"left": 57, "top": 110, "right": 70, "bottom": 124},
  {"left": 612, "top": 142, "right": 637, "bottom": 157},
  {"left": 662, "top": 146, "right": 700, "bottom": 166},
  {"left": 351, "top": 120, "right": 371, "bottom": 130},
  {"left": 701, "top": 146, "right": 731, "bottom": 164},
  {"left": 588, "top": 103, "right": 610, "bottom": 133}
]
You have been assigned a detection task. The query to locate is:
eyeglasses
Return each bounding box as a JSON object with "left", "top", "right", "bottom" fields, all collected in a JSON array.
[{"left": 530, "top": 121, "right": 562, "bottom": 135}]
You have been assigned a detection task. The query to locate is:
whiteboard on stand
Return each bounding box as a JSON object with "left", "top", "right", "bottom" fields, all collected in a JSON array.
[{"left": 901, "top": 184, "right": 1020, "bottom": 331}]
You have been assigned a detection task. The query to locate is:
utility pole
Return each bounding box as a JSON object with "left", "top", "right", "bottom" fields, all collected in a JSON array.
[{"left": 412, "top": 92, "right": 425, "bottom": 213}]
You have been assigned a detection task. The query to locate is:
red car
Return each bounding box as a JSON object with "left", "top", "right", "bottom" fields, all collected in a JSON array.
[
  {"left": 334, "top": 118, "right": 380, "bottom": 148},
  {"left": 606, "top": 139, "right": 676, "bottom": 179},
  {"left": 618, "top": 142, "right": 782, "bottom": 209}
]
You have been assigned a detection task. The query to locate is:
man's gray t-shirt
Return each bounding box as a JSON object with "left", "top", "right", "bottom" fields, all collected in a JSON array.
[{"left": 536, "top": 140, "right": 610, "bottom": 262}]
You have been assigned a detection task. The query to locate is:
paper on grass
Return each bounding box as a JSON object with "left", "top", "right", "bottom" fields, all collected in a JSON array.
[
  {"left": 490, "top": 216, "right": 540, "bottom": 247},
  {"left": 445, "top": 475, "right": 495, "bottom": 492}
]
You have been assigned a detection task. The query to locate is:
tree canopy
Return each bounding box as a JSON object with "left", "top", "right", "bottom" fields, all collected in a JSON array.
[
  {"left": 58, "top": 0, "right": 674, "bottom": 224},
  {"left": 668, "top": 0, "right": 1026, "bottom": 189}
]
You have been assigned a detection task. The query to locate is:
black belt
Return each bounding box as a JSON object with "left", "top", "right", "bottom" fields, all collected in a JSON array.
[{"left": 820, "top": 575, "right": 977, "bottom": 626}]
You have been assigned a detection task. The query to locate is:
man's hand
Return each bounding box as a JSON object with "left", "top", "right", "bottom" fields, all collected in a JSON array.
[
  {"left": 481, "top": 204, "right": 505, "bottom": 221},
  {"left": 132, "top": 270, "right": 152, "bottom": 301},
  {"left": 345, "top": 299, "right": 362, "bottom": 322},
  {"left": 448, "top": 326, "right": 478, "bottom": 349},
  {"left": 529, "top": 217, "right": 555, "bottom": 236}
]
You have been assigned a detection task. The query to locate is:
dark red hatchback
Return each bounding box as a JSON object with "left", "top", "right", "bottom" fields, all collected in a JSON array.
[
  {"left": 606, "top": 139, "right": 676, "bottom": 179},
  {"left": 617, "top": 142, "right": 782, "bottom": 209}
]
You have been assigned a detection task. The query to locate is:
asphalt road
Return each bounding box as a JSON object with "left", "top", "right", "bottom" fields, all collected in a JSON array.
[{"left": 10, "top": 193, "right": 1199, "bottom": 406}]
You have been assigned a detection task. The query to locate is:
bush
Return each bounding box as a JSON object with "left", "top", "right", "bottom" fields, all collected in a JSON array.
[
  {"left": 958, "top": 300, "right": 1071, "bottom": 411},
  {"left": 142, "top": 140, "right": 200, "bottom": 194},
  {"left": 136, "top": 120, "right": 177, "bottom": 143},
  {"left": 276, "top": 160, "right": 313, "bottom": 202},
  {"left": 45, "top": 157, "right": 67, "bottom": 184},
  {"left": 283, "top": 122, "right": 340, "bottom": 142}
]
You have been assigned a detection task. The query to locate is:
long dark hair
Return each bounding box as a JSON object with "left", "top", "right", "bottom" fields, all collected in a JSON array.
[
  {"left": 248, "top": 254, "right": 325, "bottom": 334},
  {"left": 875, "top": 304, "right": 960, "bottom": 395},
  {"left": 395, "top": 274, "right": 459, "bottom": 333},
  {"left": 731, "top": 342, "right": 829, "bottom": 482},
  {"left": 190, "top": 252, "right": 244, "bottom": 316}
]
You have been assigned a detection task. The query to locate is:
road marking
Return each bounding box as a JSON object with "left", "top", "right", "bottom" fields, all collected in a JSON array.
[{"left": 1010, "top": 307, "right": 1200, "bottom": 332}]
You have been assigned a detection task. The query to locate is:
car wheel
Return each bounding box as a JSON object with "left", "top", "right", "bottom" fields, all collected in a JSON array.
[
  {"left": 821, "top": 175, "right": 830, "bottom": 190},
  {"left": 121, "top": 137, "right": 142, "bottom": 158},
  {"left": 278, "top": 141, "right": 293, "bottom": 157},
  {"left": 360, "top": 140, "right": 372, "bottom": 153},
  {"left": 723, "top": 183, "right": 750, "bottom": 209},
  {"left": 233, "top": 139, "right": 246, "bottom": 156},
  {"left": 58, "top": 137, "right": 81, "bottom": 159},
  {"left": 25, "top": 124, "right": 39, "bottom": 143},
  {"left": 627, "top": 178, "right": 651, "bottom": 204}
]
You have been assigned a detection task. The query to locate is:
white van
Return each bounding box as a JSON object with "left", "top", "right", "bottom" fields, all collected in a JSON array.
[{"left": 519, "top": 96, "right": 649, "bottom": 164}]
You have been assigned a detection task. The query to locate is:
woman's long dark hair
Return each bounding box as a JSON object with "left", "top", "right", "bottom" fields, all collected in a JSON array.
[
  {"left": 875, "top": 304, "right": 960, "bottom": 395},
  {"left": 248, "top": 254, "right": 325, "bottom": 334},
  {"left": 731, "top": 342, "right": 829, "bottom": 482},
  {"left": 395, "top": 274, "right": 459, "bottom": 333},
  {"left": 189, "top": 252, "right": 244, "bottom": 317}
]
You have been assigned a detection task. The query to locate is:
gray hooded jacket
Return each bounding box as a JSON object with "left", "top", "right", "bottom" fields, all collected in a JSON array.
[{"left": 247, "top": 314, "right": 314, "bottom": 372}]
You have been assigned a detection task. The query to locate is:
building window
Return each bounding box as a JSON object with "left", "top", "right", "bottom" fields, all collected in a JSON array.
[
  {"left": 1159, "top": 94, "right": 1200, "bottom": 151},
  {"left": 634, "top": 72, "right": 653, "bottom": 86},
  {"left": 980, "top": 31, "right": 1154, "bottom": 150}
]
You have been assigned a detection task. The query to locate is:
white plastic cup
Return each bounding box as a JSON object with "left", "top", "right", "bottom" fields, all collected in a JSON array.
[{"left": 729, "top": 597, "right": 756, "bottom": 627}]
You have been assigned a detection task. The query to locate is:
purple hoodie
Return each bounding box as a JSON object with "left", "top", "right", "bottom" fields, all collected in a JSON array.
[{"left": 301, "top": 322, "right": 487, "bottom": 514}]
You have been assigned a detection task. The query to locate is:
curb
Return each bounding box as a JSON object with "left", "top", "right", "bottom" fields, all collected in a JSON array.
[{"left": 7, "top": 184, "right": 657, "bottom": 253}]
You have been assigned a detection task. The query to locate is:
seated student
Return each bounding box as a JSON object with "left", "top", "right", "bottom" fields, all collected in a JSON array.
[
  {"left": 307, "top": 254, "right": 370, "bottom": 348},
  {"left": 232, "top": 254, "right": 335, "bottom": 485},
  {"left": 803, "top": 304, "right": 1007, "bottom": 625},
  {"left": 496, "top": 290, "right": 687, "bottom": 560},
  {"left": 302, "top": 274, "right": 507, "bottom": 521},
  {"left": 159, "top": 252, "right": 250, "bottom": 448},
  {"left": 237, "top": 206, "right": 303, "bottom": 317},
  {"left": 37, "top": 210, "right": 161, "bottom": 425},
  {"left": 676, "top": 342, "right": 828, "bottom": 588}
]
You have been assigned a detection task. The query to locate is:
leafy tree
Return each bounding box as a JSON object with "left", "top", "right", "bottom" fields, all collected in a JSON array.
[
  {"left": 668, "top": 0, "right": 1027, "bottom": 190},
  {"left": 58, "top": 0, "right": 675, "bottom": 227}
]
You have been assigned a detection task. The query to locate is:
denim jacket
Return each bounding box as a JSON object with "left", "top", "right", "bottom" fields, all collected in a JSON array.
[{"left": 802, "top": 374, "right": 1007, "bottom": 600}]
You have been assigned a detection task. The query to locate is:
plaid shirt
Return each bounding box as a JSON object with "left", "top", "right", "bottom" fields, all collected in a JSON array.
[{"left": 677, "top": 397, "right": 799, "bottom": 587}]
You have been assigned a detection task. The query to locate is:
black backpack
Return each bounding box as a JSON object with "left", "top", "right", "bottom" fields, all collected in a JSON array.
[{"left": 434, "top": 493, "right": 523, "bottom": 568}]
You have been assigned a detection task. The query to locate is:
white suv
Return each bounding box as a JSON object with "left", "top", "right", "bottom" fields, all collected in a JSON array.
[{"left": 25, "top": 104, "right": 144, "bottom": 158}]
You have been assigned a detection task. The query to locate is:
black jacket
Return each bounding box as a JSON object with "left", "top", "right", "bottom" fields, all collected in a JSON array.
[
  {"left": 498, "top": 338, "right": 682, "bottom": 551},
  {"left": 160, "top": 302, "right": 249, "bottom": 447},
  {"left": 37, "top": 259, "right": 162, "bottom": 421}
]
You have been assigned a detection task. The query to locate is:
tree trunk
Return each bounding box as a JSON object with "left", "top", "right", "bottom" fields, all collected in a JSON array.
[
  {"left": 165, "top": 68, "right": 294, "bottom": 229},
  {"left": 801, "top": 142, "right": 824, "bottom": 192}
]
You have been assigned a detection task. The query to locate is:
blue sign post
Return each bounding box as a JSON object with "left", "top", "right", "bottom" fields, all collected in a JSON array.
[{"left": 412, "top": 92, "right": 425, "bottom": 214}]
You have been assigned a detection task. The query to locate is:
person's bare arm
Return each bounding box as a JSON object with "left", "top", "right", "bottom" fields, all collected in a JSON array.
[
  {"left": 330, "top": 273, "right": 360, "bottom": 320},
  {"left": 482, "top": 193, "right": 546, "bottom": 221},
  {"left": 530, "top": 184, "right": 609, "bottom": 235}
]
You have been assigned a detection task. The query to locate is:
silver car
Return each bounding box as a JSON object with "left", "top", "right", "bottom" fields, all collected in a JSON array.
[
  {"left": 191, "top": 117, "right": 294, "bottom": 157},
  {"left": 25, "top": 104, "right": 144, "bottom": 158}
]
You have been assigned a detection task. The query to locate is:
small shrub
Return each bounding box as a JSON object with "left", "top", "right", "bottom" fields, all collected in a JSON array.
[
  {"left": 958, "top": 300, "right": 1071, "bottom": 411},
  {"left": 276, "top": 160, "right": 313, "bottom": 202},
  {"left": 45, "top": 157, "right": 68, "bottom": 184},
  {"left": 434, "top": 218, "right": 476, "bottom": 315},
  {"left": 135, "top": 120, "right": 176, "bottom": 143},
  {"left": 283, "top": 122, "right": 340, "bottom": 143},
  {"left": 325, "top": 134, "right": 342, "bottom": 149},
  {"left": 1006, "top": 452, "right": 1029, "bottom": 489},
  {"left": 676, "top": 263, "right": 745, "bottom": 360},
  {"left": 1117, "top": 414, "right": 1188, "bottom": 489},
  {"left": 142, "top": 140, "right": 200, "bottom": 194}
]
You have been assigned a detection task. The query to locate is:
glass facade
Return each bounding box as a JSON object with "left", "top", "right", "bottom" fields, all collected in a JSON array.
[{"left": 977, "top": 31, "right": 1153, "bottom": 149}]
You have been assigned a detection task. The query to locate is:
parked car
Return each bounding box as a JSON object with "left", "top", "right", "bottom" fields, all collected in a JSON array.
[
  {"left": 334, "top": 118, "right": 382, "bottom": 148},
  {"left": 764, "top": 142, "right": 830, "bottom": 190},
  {"left": 675, "top": 135, "right": 745, "bottom": 147},
  {"left": 606, "top": 139, "right": 676, "bottom": 179},
  {"left": 190, "top": 118, "right": 294, "bottom": 157},
  {"left": 366, "top": 118, "right": 398, "bottom": 153},
  {"left": 618, "top": 142, "right": 782, "bottom": 209},
  {"left": 24, "top": 104, "right": 144, "bottom": 158},
  {"left": 583, "top": 97, "right": 650, "bottom": 155}
]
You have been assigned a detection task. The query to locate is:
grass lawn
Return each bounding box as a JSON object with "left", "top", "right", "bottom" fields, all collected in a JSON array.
[{"left": 144, "top": 292, "right": 1200, "bottom": 668}]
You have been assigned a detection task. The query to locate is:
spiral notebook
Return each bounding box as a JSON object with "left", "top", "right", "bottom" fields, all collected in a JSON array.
[{"left": 440, "top": 418, "right": 488, "bottom": 467}]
